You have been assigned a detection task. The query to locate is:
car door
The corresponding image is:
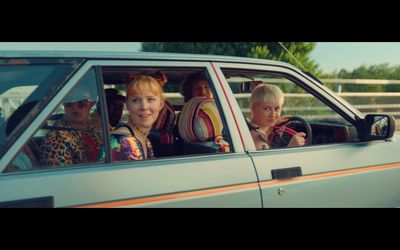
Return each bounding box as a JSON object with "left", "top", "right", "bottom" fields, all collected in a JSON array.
[
  {"left": 0, "top": 58, "right": 261, "bottom": 208},
  {"left": 213, "top": 61, "right": 400, "bottom": 208}
]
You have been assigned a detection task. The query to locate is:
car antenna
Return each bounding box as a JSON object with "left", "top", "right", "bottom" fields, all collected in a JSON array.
[
  {"left": 278, "top": 42, "right": 323, "bottom": 85},
  {"left": 278, "top": 42, "right": 308, "bottom": 72}
]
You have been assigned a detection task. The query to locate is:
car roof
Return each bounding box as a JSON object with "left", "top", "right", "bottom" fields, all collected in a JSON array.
[{"left": 0, "top": 50, "right": 296, "bottom": 69}]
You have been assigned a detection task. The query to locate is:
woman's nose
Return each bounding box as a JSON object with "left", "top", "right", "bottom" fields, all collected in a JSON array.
[
  {"left": 140, "top": 100, "right": 149, "bottom": 109},
  {"left": 199, "top": 88, "right": 204, "bottom": 95}
]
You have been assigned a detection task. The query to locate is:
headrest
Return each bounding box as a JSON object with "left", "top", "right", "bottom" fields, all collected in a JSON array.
[{"left": 178, "top": 97, "right": 223, "bottom": 142}]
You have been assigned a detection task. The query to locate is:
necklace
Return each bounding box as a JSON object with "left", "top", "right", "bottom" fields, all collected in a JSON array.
[
  {"left": 130, "top": 123, "right": 149, "bottom": 137},
  {"left": 132, "top": 124, "right": 149, "bottom": 137},
  {"left": 128, "top": 116, "right": 149, "bottom": 136}
]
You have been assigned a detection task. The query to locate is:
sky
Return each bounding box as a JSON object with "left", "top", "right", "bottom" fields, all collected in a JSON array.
[
  {"left": 310, "top": 42, "right": 400, "bottom": 72},
  {"left": 1, "top": 42, "right": 400, "bottom": 73}
]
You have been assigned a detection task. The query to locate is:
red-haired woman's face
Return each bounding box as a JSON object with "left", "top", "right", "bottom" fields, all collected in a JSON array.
[{"left": 126, "top": 90, "right": 164, "bottom": 130}]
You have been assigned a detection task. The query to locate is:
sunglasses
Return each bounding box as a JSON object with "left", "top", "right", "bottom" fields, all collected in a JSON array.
[{"left": 64, "top": 100, "right": 92, "bottom": 108}]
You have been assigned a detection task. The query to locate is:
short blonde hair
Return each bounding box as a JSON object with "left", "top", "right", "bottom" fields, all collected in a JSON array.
[
  {"left": 126, "top": 75, "right": 164, "bottom": 100},
  {"left": 250, "top": 84, "right": 284, "bottom": 106}
]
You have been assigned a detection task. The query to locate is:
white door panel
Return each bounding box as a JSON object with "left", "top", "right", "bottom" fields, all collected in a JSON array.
[
  {"left": 0, "top": 154, "right": 261, "bottom": 207},
  {"left": 250, "top": 141, "right": 400, "bottom": 207}
]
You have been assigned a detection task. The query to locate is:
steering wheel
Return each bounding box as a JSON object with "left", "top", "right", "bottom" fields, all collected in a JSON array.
[{"left": 287, "top": 116, "right": 313, "bottom": 145}]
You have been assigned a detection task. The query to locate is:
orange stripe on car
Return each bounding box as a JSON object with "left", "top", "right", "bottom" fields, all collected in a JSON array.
[
  {"left": 73, "top": 162, "right": 400, "bottom": 208},
  {"left": 73, "top": 182, "right": 259, "bottom": 208},
  {"left": 259, "top": 162, "right": 400, "bottom": 187}
]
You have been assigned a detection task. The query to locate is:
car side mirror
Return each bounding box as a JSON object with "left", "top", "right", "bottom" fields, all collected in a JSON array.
[{"left": 362, "top": 114, "right": 396, "bottom": 141}]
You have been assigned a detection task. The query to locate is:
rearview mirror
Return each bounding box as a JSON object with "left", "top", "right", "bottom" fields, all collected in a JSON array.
[
  {"left": 241, "top": 81, "right": 263, "bottom": 92},
  {"left": 363, "top": 114, "right": 396, "bottom": 141}
]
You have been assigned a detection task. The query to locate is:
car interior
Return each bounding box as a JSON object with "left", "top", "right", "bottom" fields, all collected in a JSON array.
[
  {"left": 101, "top": 67, "right": 229, "bottom": 158},
  {"left": 222, "top": 69, "right": 360, "bottom": 146}
]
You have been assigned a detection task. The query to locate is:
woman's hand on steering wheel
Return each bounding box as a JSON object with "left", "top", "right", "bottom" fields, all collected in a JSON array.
[
  {"left": 287, "top": 132, "right": 306, "bottom": 147},
  {"left": 286, "top": 116, "right": 313, "bottom": 146}
]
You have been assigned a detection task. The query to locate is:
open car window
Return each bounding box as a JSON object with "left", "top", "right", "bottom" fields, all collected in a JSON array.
[
  {"left": 101, "top": 66, "right": 232, "bottom": 161},
  {"left": 3, "top": 65, "right": 233, "bottom": 173},
  {"left": 221, "top": 68, "right": 356, "bottom": 150}
]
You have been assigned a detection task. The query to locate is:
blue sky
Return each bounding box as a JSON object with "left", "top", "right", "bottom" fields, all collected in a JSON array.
[
  {"left": 2, "top": 42, "right": 400, "bottom": 73},
  {"left": 311, "top": 42, "right": 400, "bottom": 72}
]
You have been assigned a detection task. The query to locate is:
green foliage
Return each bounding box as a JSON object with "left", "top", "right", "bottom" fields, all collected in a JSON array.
[
  {"left": 141, "top": 42, "right": 322, "bottom": 76},
  {"left": 249, "top": 42, "right": 323, "bottom": 77},
  {"left": 322, "top": 63, "right": 400, "bottom": 80},
  {"left": 141, "top": 43, "right": 400, "bottom": 93},
  {"left": 321, "top": 63, "right": 400, "bottom": 92}
]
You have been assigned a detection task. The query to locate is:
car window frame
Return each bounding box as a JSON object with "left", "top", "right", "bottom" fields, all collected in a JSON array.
[
  {"left": 94, "top": 60, "right": 244, "bottom": 164},
  {"left": 0, "top": 59, "right": 246, "bottom": 173},
  {"left": 0, "top": 61, "right": 93, "bottom": 173},
  {"left": 212, "top": 62, "right": 362, "bottom": 152},
  {"left": 0, "top": 58, "right": 85, "bottom": 157}
]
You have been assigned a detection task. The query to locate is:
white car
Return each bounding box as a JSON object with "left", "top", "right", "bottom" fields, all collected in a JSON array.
[{"left": 0, "top": 51, "right": 398, "bottom": 207}]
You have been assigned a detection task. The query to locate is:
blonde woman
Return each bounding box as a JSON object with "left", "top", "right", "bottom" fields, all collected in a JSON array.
[
  {"left": 99, "top": 76, "right": 165, "bottom": 161},
  {"left": 249, "top": 84, "right": 306, "bottom": 150}
]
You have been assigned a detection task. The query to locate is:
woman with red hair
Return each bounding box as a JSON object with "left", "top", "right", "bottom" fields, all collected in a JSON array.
[{"left": 99, "top": 75, "right": 165, "bottom": 161}]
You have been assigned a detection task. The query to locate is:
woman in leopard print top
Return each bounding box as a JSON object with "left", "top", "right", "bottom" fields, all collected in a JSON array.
[
  {"left": 40, "top": 119, "right": 102, "bottom": 167},
  {"left": 40, "top": 92, "right": 102, "bottom": 167}
]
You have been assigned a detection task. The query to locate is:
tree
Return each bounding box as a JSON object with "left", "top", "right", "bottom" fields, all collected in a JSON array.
[
  {"left": 321, "top": 63, "right": 400, "bottom": 92},
  {"left": 141, "top": 42, "right": 322, "bottom": 76}
]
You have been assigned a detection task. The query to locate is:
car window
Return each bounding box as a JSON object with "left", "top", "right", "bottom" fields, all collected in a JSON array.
[
  {"left": 221, "top": 68, "right": 356, "bottom": 150},
  {"left": 3, "top": 68, "right": 105, "bottom": 173},
  {"left": 0, "top": 58, "right": 81, "bottom": 158},
  {"left": 100, "top": 66, "right": 232, "bottom": 163},
  {"left": 2, "top": 65, "right": 233, "bottom": 174}
]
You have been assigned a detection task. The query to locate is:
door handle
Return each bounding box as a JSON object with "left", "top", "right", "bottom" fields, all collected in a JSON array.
[{"left": 271, "top": 167, "right": 302, "bottom": 180}]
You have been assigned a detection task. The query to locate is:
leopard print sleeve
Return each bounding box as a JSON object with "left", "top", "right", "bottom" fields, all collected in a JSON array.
[{"left": 40, "top": 130, "right": 74, "bottom": 167}]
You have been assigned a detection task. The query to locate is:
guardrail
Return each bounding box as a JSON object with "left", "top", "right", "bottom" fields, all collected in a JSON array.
[
  {"left": 322, "top": 79, "right": 399, "bottom": 130},
  {"left": 322, "top": 79, "right": 400, "bottom": 93}
]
